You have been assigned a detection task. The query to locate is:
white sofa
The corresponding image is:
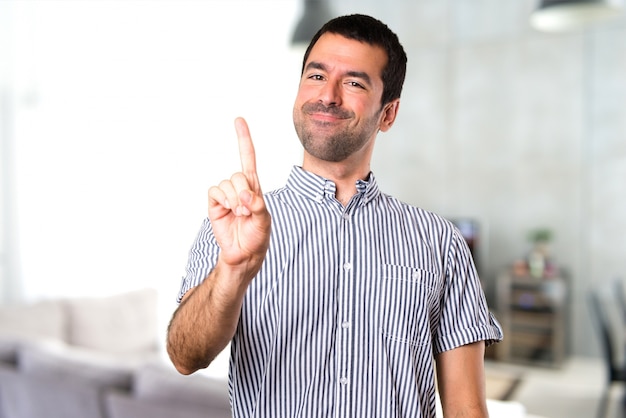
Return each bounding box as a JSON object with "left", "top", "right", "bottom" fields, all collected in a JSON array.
[{"left": 0, "top": 289, "right": 230, "bottom": 418}]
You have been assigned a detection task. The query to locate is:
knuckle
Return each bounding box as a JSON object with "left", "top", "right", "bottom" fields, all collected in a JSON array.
[
  {"left": 218, "top": 179, "right": 230, "bottom": 188},
  {"left": 230, "top": 172, "right": 245, "bottom": 182}
]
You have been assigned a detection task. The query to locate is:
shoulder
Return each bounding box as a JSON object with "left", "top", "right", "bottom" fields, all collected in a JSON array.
[
  {"left": 263, "top": 186, "right": 297, "bottom": 209},
  {"left": 379, "top": 193, "right": 458, "bottom": 232},
  {"left": 376, "top": 193, "right": 466, "bottom": 254}
]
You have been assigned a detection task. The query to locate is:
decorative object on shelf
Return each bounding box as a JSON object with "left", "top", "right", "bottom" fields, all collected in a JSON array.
[{"left": 526, "top": 228, "right": 555, "bottom": 279}]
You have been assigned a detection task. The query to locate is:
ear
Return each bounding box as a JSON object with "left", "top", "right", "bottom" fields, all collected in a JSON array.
[{"left": 379, "top": 99, "right": 400, "bottom": 132}]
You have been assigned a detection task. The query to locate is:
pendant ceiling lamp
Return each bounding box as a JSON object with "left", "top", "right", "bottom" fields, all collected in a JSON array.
[
  {"left": 291, "top": 0, "right": 334, "bottom": 46},
  {"left": 530, "top": 0, "right": 624, "bottom": 32}
]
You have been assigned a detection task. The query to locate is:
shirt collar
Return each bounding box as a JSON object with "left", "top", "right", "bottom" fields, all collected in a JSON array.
[{"left": 285, "top": 166, "right": 380, "bottom": 206}]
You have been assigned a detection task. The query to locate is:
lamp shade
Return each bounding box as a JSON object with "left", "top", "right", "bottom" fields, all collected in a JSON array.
[
  {"left": 291, "top": 0, "right": 333, "bottom": 46},
  {"left": 530, "top": 0, "right": 624, "bottom": 32}
]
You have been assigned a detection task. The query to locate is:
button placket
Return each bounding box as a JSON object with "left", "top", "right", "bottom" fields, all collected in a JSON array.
[{"left": 337, "top": 206, "right": 354, "bottom": 408}]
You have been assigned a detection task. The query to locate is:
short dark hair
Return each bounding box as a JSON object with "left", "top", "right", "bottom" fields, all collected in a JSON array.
[{"left": 301, "top": 14, "right": 407, "bottom": 106}]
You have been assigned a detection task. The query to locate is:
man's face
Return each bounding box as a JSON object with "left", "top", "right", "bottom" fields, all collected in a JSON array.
[{"left": 293, "top": 33, "right": 389, "bottom": 163}]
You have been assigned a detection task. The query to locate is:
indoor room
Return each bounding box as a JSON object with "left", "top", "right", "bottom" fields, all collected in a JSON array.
[{"left": 1, "top": 1, "right": 626, "bottom": 417}]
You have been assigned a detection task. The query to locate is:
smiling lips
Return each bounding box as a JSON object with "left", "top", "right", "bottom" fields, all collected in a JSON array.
[{"left": 302, "top": 102, "right": 353, "bottom": 123}]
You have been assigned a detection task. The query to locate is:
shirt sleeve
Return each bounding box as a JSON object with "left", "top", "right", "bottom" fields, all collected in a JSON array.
[
  {"left": 433, "top": 226, "right": 503, "bottom": 354},
  {"left": 176, "top": 217, "right": 220, "bottom": 303}
]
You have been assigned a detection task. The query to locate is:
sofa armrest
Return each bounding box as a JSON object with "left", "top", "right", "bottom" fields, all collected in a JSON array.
[{"left": 18, "top": 340, "right": 137, "bottom": 389}]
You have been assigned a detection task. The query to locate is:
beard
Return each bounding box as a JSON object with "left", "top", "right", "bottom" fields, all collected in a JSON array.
[{"left": 293, "top": 102, "right": 382, "bottom": 162}]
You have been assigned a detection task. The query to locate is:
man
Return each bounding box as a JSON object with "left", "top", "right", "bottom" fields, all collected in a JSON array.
[{"left": 167, "top": 14, "right": 502, "bottom": 418}]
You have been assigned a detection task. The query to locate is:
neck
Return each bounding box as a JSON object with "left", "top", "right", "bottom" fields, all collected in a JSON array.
[{"left": 302, "top": 155, "right": 370, "bottom": 206}]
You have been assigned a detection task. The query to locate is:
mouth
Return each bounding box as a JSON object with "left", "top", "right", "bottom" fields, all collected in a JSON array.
[
  {"left": 308, "top": 112, "right": 346, "bottom": 124},
  {"left": 302, "top": 103, "right": 352, "bottom": 124}
]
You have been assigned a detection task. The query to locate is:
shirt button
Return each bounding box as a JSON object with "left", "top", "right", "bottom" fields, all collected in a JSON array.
[
  {"left": 341, "top": 321, "right": 350, "bottom": 329},
  {"left": 340, "top": 377, "right": 349, "bottom": 385},
  {"left": 343, "top": 262, "right": 352, "bottom": 271},
  {"left": 343, "top": 213, "right": 351, "bottom": 220}
]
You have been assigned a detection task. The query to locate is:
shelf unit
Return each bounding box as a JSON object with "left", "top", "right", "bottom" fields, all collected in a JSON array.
[{"left": 494, "top": 269, "right": 568, "bottom": 367}]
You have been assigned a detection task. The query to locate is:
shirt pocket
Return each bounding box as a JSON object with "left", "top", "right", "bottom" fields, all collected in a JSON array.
[{"left": 379, "top": 264, "right": 439, "bottom": 346}]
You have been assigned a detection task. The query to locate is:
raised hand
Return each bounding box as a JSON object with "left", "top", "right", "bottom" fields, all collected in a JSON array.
[
  {"left": 167, "top": 118, "right": 271, "bottom": 375},
  {"left": 207, "top": 118, "right": 271, "bottom": 280}
]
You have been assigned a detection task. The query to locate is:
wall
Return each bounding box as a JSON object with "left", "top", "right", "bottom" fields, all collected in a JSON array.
[
  {"left": 2, "top": 0, "right": 626, "bottom": 358},
  {"left": 1, "top": 1, "right": 303, "bottom": 339}
]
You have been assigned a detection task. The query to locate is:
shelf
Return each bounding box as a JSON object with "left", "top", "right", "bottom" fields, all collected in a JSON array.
[
  {"left": 495, "top": 269, "right": 568, "bottom": 367},
  {"left": 511, "top": 311, "right": 556, "bottom": 331}
]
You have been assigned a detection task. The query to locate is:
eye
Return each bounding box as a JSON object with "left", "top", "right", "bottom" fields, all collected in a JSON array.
[
  {"left": 346, "top": 81, "right": 365, "bottom": 89},
  {"left": 307, "top": 74, "right": 325, "bottom": 81}
]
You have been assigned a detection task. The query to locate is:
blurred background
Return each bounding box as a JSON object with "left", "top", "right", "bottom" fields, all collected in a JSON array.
[{"left": 1, "top": 0, "right": 625, "bottom": 394}]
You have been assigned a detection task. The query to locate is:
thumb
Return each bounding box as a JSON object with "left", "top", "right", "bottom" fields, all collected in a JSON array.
[{"left": 240, "top": 189, "right": 252, "bottom": 206}]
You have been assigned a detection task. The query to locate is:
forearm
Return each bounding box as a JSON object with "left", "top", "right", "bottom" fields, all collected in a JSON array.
[{"left": 166, "top": 261, "right": 251, "bottom": 375}]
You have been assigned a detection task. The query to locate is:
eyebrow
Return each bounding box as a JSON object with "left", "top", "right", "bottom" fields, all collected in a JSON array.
[{"left": 305, "top": 61, "right": 373, "bottom": 86}]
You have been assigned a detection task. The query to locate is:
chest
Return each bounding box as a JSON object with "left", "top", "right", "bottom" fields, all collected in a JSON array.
[{"left": 243, "top": 201, "right": 447, "bottom": 346}]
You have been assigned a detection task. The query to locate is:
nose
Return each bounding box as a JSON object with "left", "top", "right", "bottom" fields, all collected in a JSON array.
[{"left": 317, "top": 81, "right": 341, "bottom": 107}]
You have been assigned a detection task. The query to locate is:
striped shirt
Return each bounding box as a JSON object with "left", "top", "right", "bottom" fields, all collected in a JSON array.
[{"left": 178, "top": 166, "right": 503, "bottom": 418}]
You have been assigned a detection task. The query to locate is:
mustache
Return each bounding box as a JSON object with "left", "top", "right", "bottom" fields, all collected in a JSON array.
[{"left": 302, "top": 103, "right": 353, "bottom": 119}]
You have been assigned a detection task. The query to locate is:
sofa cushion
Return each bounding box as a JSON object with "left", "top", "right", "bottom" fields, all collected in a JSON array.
[
  {"left": 133, "top": 362, "right": 230, "bottom": 410},
  {"left": 65, "top": 288, "right": 159, "bottom": 355},
  {"left": 0, "top": 299, "right": 67, "bottom": 342},
  {"left": 105, "top": 390, "right": 230, "bottom": 418}
]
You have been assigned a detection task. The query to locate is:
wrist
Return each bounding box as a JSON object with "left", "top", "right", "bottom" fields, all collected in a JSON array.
[{"left": 211, "top": 257, "right": 259, "bottom": 296}]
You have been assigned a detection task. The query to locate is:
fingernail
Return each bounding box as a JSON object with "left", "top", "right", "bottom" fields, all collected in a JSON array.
[{"left": 223, "top": 200, "right": 231, "bottom": 209}]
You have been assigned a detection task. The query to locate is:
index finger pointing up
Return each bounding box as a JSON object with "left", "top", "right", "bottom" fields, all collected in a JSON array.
[{"left": 235, "top": 117, "right": 260, "bottom": 189}]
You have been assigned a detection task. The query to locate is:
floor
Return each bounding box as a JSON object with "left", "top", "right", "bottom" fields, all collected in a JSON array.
[{"left": 486, "top": 356, "right": 624, "bottom": 418}]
